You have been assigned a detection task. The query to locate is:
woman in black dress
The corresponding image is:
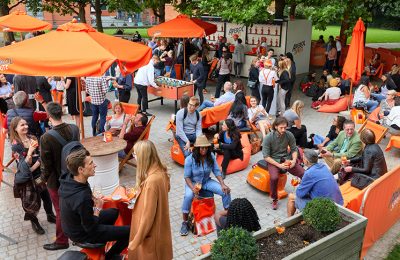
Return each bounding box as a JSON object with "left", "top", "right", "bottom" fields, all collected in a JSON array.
[{"left": 65, "top": 77, "right": 79, "bottom": 126}]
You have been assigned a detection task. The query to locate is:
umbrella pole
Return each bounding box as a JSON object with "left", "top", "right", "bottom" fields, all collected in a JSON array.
[
  {"left": 183, "top": 38, "right": 186, "bottom": 78},
  {"left": 19, "top": 32, "right": 23, "bottom": 41},
  {"left": 348, "top": 80, "right": 353, "bottom": 111},
  {"left": 77, "top": 77, "right": 85, "bottom": 139}
]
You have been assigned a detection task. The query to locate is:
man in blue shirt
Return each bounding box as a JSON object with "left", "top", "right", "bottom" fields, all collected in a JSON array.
[
  {"left": 287, "top": 149, "right": 343, "bottom": 217},
  {"left": 197, "top": 81, "right": 235, "bottom": 112}
]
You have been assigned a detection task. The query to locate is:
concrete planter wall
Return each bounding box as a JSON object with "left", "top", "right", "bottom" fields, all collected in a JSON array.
[{"left": 195, "top": 204, "right": 368, "bottom": 260}]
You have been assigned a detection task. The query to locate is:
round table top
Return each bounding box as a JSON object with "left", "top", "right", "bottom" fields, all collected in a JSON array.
[{"left": 81, "top": 136, "right": 126, "bottom": 157}]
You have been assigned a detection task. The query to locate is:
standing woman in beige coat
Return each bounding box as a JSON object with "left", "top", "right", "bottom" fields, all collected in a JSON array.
[{"left": 128, "top": 140, "right": 173, "bottom": 260}]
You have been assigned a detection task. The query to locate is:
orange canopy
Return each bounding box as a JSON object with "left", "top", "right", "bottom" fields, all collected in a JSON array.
[
  {"left": 148, "top": 15, "right": 217, "bottom": 38},
  {"left": 342, "top": 18, "right": 365, "bottom": 83},
  {"left": 0, "top": 11, "right": 52, "bottom": 32},
  {"left": 0, "top": 20, "right": 152, "bottom": 77}
]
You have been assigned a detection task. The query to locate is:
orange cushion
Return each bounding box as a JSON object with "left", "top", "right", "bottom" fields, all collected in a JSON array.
[
  {"left": 318, "top": 95, "right": 352, "bottom": 113},
  {"left": 216, "top": 134, "right": 251, "bottom": 174},
  {"left": 171, "top": 139, "right": 185, "bottom": 166}
]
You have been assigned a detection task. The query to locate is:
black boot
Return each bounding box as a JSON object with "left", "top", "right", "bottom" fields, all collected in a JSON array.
[
  {"left": 222, "top": 171, "right": 226, "bottom": 180},
  {"left": 47, "top": 213, "right": 56, "bottom": 224},
  {"left": 31, "top": 219, "right": 45, "bottom": 235}
]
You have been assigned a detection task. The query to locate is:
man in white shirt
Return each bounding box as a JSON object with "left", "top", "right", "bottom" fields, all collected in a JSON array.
[
  {"left": 335, "top": 36, "right": 342, "bottom": 68},
  {"left": 134, "top": 55, "right": 160, "bottom": 116}
]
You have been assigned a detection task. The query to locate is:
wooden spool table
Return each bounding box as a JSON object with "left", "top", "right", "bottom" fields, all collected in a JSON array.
[{"left": 82, "top": 136, "right": 126, "bottom": 195}]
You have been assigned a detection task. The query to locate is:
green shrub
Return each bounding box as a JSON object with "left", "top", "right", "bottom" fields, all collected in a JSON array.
[
  {"left": 303, "top": 198, "right": 342, "bottom": 232},
  {"left": 211, "top": 227, "right": 258, "bottom": 260}
]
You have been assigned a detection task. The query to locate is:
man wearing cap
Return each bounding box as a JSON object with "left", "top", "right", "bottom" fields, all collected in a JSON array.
[
  {"left": 180, "top": 135, "right": 231, "bottom": 236},
  {"left": 287, "top": 149, "right": 343, "bottom": 217}
]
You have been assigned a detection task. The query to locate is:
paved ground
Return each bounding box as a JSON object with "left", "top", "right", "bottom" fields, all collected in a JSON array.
[{"left": 0, "top": 76, "right": 399, "bottom": 259}]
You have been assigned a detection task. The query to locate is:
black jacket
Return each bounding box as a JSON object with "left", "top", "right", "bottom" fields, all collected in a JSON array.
[
  {"left": 276, "top": 70, "right": 292, "bottom": 91},
  {"left": 350, "top": 143, "right": 387, "bottom": 179},
  {"left": 190, "top": 62, "right": 206, "bottom": 87},
  {"left": 59, "top": 173, "right": 98, "bottom": 242},
  {"left": 218, "top": 131, "right": 243, "bottom": 159},
  {"left": 249, "top": 66, "right": 259, "bottom": 82}
]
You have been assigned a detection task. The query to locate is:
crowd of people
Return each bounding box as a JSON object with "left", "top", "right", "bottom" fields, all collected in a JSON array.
[{"left": 1, "top": 33, "right": 398, "bottom": 260}]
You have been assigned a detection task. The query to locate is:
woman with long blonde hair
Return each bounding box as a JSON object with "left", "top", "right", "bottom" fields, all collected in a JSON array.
[
  {"left": 276, "top": 60, "right": 291, "bottom": 115},
  {"left": 128, "top": 140, "right": 172, "bottom": 260},
  {"left": 283, "top": 100, "right": 308, "bottom": 147}
]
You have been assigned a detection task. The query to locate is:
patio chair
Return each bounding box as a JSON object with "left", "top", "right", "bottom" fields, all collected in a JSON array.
[
  {"left": 120, "top": 102, "right": 139, "bottom": 116},
  {"left": 118, "top": 115, "right": 155, "bottom": 171},
  {"left": 385, "top": 135, "right": 400, "bottom": 152},
  {"left": 358, "top": 120, "right": 388, "bottom": 144}
]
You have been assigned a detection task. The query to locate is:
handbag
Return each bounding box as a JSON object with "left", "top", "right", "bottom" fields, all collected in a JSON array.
[
  {"left": 247, "top": 80, "right": 257, "bottom": 89},
  {"left": 351, "top": 173, "right": 375, "bottom": 190},
  {"left": 189, "top": 197, "right": 216, "bottom": 236},
  {"left": 249, "top": 133, "right": 262, "bottom": 155}
]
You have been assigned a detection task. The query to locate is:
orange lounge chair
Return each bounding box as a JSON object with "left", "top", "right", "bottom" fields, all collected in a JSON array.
[
  {"left": 118, "top": 115, "right": 155, "bottom": 171},
  {"left": 216, "top": 133, "right": 251, "bottom": 175},
  {"left": 246, "top": 160, "right": 288, "bottom": 199},
  {"left": 385, "top": 135, "right": 400, "bottom": 151},
  {"left": 350, "top": 108, "right": 366, "bottom": 125},
  {"left": 358, "top": 120, "right": 388, "bottom": 144},
  {"left": 120, "top": 102, "right": 139, "bottom": 116},
  {"left": 170, "top": 138, "right": 185, "bottom": 166}
]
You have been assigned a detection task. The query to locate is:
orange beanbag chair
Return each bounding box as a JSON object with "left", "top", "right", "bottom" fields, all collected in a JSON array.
[
  {"left": 246, "top": 160, "right": 288, "bottom": 199},
  {"left": 171, "top": 139, "right": 185, "bottom": 166},
  {"left": 216, "top": 133, "right": 251, "bottom": 175},
  {"left": 318, "top": 95, "right": 352, "bottom": 113}
]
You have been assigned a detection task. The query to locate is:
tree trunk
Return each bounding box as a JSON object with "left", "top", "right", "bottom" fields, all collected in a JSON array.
[
  {"left": 152, "top": 5, "right": 165, "bottom": 23},
  {"left": 289, "top": 3, "right": 297, "bottom": 18},
  {"left": 275, "top": 0, "right": 286, "bottom": 19},
  {"left": 339, "top": 10, "right": 350, "bottom": 46},
  {"left": 0, "top": 4, "right": 14, "bottom": 44},
  {"left": 94, "top": 0, "right": 103, "bottom": 32},
  {"left": 78, "top": 4, "right": 87, "bottom": 23}
]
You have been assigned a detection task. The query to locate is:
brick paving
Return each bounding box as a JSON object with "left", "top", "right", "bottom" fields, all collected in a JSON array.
[{"left": 0, "top": 78, "right": 399, "bottom": 259}]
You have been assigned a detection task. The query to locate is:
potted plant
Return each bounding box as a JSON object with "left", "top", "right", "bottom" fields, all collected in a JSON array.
[
  {"left": 196, "top": 198, "right": 367, "bottom": 259},
  {"left": 211, "top": 227, "right": 258, "bottom": 260}
]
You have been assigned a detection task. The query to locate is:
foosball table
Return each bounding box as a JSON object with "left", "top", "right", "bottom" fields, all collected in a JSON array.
[{"left": 148, "top": 77, "right": 194, "bottom": 112}]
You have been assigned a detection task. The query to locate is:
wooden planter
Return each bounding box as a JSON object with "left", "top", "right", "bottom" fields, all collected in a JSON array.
[{"left": 195, "top": 204, "right": 367, "bottom": 260}]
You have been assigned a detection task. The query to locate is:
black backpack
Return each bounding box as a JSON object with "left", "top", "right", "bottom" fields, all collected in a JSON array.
[
  {"left": 48, "top": 124, "right": 82, "bottom": 177},
  {"left": 174, "top": 108, "right": 200, "bottom": 125}
]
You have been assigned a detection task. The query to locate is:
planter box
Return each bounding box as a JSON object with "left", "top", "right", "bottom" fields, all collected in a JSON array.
[{"left": 195, "top": 204, "right": 367, "bottom": 260}]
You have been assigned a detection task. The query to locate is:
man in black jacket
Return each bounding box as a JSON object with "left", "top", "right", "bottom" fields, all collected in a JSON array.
[
  {"left": 189, "top": 54, "right": 206, "bottom": 104},
  {"left": 60, "top": 148, "right": 130, "bottom": 259}
]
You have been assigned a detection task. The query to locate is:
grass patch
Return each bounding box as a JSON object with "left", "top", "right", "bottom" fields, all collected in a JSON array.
[
  {"left": 386, "top": 244, "right": 400, "bottom": 260},
  {"left": 312, "top": 25, "right": 400, "bottom": 44},
  {"left": 103, "top": 28, "right": 149, "bottom": 38}
]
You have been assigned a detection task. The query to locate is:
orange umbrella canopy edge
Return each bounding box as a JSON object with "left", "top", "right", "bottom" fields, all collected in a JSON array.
[
  {"left": 148, "top": 14, "right": 217, "bottom": 38},
  {"left": 0, "top": 10, "right": 52, "bottom": 32},
  {"left": 0, "top": 20, "right": 152, "bottom": 77}
]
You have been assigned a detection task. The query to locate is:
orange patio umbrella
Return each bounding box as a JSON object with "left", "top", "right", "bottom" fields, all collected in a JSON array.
[
  {"left": 147, "top": 15, "right": 217, "bottom": 38},
  {"left": 0, "top": 20, "right": 152, "bottom": 138},
  {"left": 342, "top": 18, "right": 365, "bottom": 100},
  {"left": 0, "top": 10, "right": 52, "bottom": 32},
  {"left": 148, "top": 15, "right": 217, "bottom": 74}
]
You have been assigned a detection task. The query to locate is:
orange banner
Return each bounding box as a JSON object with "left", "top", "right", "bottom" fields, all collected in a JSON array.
[{"left": 360, "top": 166, "right": 400, "bottom": 258}]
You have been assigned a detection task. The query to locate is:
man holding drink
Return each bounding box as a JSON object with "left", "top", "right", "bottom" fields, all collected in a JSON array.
[{"left": 320, "top": 119, "right": 363, "bottom": 174}]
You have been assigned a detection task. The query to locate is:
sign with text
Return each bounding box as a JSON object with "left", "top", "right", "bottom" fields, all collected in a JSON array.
[{"left": 225, "top": 23, "right": 246, "bottom": 44}]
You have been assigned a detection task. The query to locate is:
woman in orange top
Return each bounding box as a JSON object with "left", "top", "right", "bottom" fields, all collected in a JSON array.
[{"left": 128, "top": 140, "right": 173, "bottom": 260}]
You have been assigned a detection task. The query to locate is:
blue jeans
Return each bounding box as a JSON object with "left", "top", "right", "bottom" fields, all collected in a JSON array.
[
  {"left": 91, "top": 100, "right": 108, "bottom": 136},
  {"left": 370, "top": 93, "right": 385, "bottom": 102},
  {"left": 366, "top": 100, "right": 379, "bottom": 113},
  {"left": 181, "top": 179, "right": 231, "bottom": 213},
  {"left": 197, "top": 100, "right": 214, "bottom": 112},
  {"left": 176, "top": 133, "right": 196, "bottom": 157},
  {"left": 118, "top": 150, "right": 126, "bottom": 159}
]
